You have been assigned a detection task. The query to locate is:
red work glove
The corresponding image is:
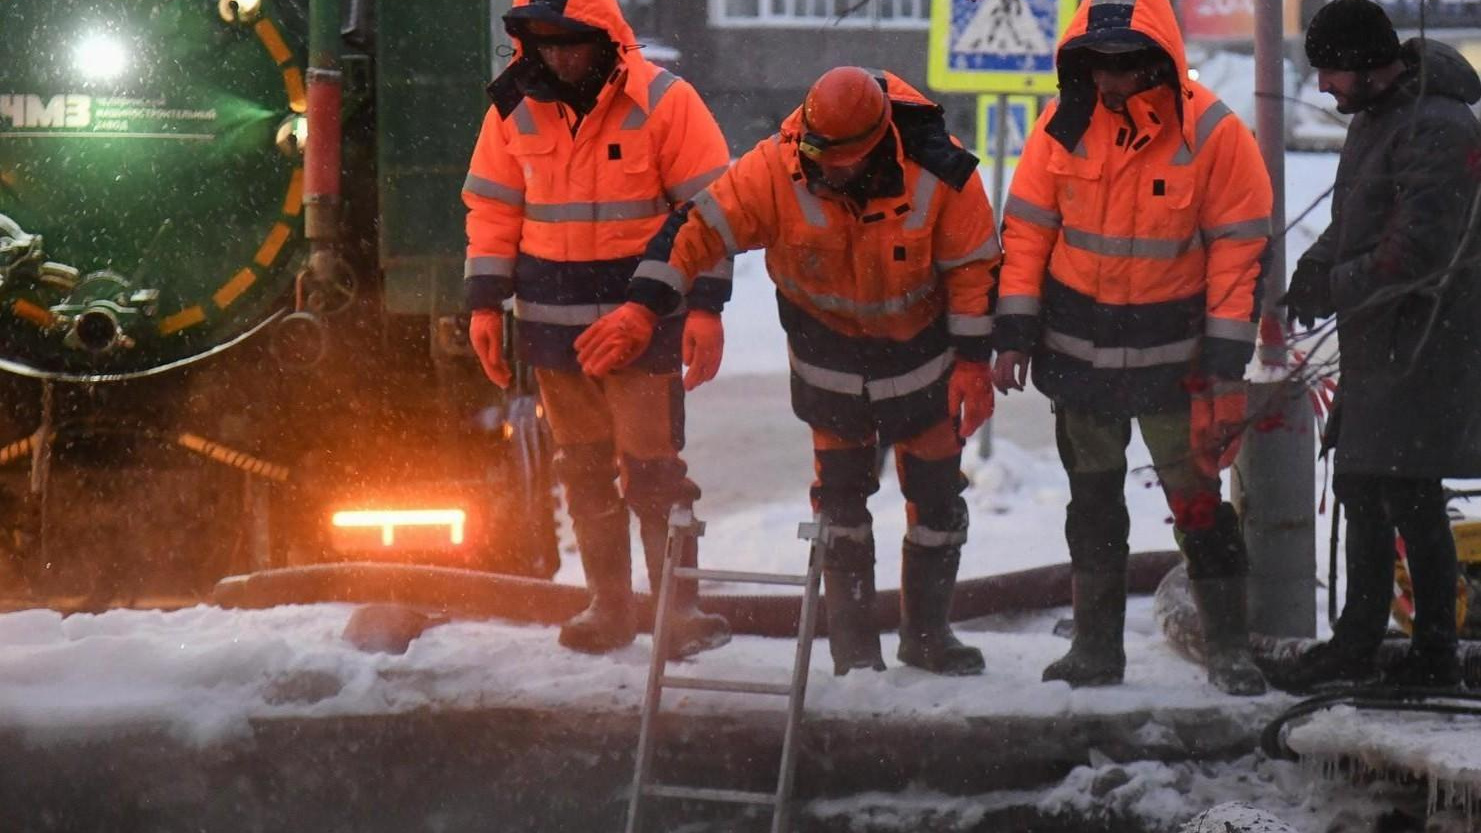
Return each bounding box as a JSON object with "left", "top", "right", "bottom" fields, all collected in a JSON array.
[
  {"left": 1189, "top": 378, "right": 1248, "bottom": 477},
  {"left": 469, "top": 309, "right": 511, "bottom": 388},
  {"left": 682, "top": 310, "right": 724, "bottom": 391},
  {"left": 948, "top": 360, "right": 995, "bottom": 440},
  {"left": 574, "top": 302, "right": 658, "bottom": 378}
]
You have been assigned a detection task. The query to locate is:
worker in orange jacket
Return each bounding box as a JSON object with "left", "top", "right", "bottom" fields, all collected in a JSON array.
[
  {"left": 993, "top": 0, "right": 1271, "bottom": 695},
  {"left": 575, "top": 67, "right": 1000, "bottom": 677},
  {"left": 463, "top": 0, "right": 731, "bottom": 658}
]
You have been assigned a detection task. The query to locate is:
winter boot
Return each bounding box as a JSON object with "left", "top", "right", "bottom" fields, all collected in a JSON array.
[
  {"left": 638, "top": 510, "right": 731, "bottom": 660},
  {"left": 1182, "top": 504, "right": 1265, "bottom": 696},
  {"left": 1259, "top": 639, "right": 1378, "bottom": 692},
  {"left": 1189, "top": 577, "right": 1267, "bottom": 696},
  {"left": 1385, "top": 645, "right": 1463, "bottom": 688},
  {"left": 1042, "top": 570, "right": 1127, "bottom": 686},
  {"left": 897, "top": 542, "right": 983, "bottom": 676},
  {"left": 559, "top": 504, "right": 637, "bottom": 654},
  {"left": 821, "top": 526, "right": 886, "bottom": 676}
]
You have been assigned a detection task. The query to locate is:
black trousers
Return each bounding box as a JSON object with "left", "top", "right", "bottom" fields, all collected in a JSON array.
[{"left": 1332, "top": 474, "right": 1458, "bottom": 655}]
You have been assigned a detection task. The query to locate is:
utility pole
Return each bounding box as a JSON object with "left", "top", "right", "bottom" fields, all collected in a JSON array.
[{"left": 1236, "top": 0, "right": 1316, "bottom": 637}]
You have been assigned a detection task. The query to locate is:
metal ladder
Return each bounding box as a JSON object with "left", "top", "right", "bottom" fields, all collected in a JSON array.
[{"left": 624, "top": 507, "right": 828, "bottom": 833}]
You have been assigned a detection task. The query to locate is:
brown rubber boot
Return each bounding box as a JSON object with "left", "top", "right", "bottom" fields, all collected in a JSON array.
[
  {"left": 638, "top": 512, "right": 731, "bottom": 660},
  {"left": 559, "top": 505, "right": 637, "bottom": 654}
]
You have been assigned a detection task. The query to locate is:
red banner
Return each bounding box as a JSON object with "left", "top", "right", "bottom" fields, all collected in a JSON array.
[{"left": 1179, "top": 0, "right": 1300, "bottom": 41}]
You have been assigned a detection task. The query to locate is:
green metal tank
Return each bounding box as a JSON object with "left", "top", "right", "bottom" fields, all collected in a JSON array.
[{"left": 0, "top": 0, "right": 307, "bottom": 377}]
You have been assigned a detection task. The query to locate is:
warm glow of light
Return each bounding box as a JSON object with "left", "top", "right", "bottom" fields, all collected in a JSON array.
[
  {"left": 75, "top": 34, "right": 129, "bottom": 81},
  {"left": 332, "top": 509, "right": 467, "bottom": 546},
  {"left": 219, "top": 0, "right": 264, "bottom": 23}
]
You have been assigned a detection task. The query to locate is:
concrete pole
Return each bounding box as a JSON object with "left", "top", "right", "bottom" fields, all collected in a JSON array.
[{"left": 1234, "top": 0, "right": 1316, "bottom": 637}]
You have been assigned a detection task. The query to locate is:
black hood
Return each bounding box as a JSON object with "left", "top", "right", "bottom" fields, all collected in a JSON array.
[{"left": 1398, "top": 38, "right": 1481, "bottom": 106}]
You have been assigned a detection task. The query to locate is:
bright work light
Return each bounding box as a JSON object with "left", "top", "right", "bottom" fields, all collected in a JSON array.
[
  {"left": 219, "top": 0, "right": 264, "bottom": 24},
  {"left": 74, "top": 34, "right": 128, "bottom": 81}
]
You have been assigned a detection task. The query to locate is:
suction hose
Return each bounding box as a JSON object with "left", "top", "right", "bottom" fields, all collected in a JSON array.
[
  {"left": 213, "top": 550, "right": 1181, "bottom": 635},
  {"left": 1153, "top": 561, "right": 1481, "bottom": 688}
]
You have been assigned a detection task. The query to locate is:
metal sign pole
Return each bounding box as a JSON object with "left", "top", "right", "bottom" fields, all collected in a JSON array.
[
  {"left": 1234, "top": 0, "right": 1316, "bottom": 637},
  {"left": 977, "top": 92, "right": 1013, "bottom": 460}
]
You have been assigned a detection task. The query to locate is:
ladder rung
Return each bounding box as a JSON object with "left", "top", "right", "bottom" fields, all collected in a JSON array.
[
  {"left": 661, "top": 675, "right": 792, "bottom": 696},
  {"left": 642, "top": 784, "right": 777, "bottom": 806},
  {"left": 674, "top": 567, "right": 808, "bottom": 586}
]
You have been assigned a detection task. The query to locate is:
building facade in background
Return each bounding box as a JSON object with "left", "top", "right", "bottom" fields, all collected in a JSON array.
[{"left": 595, "top": 0, "right": 1481, "bottom": 153}]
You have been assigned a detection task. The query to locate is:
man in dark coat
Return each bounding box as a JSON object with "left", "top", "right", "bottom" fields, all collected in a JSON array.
[{"left": 1279, "top": 0, "right": 1481, "bottom": 690}]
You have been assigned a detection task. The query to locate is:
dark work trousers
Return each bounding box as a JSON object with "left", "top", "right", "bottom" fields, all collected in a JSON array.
[
  {"left": 1055, "top": 408, "right": 1242, "bottom": 579},
  {"left": 1332, "top": 474, "right": 1458, "bottom": 656}
]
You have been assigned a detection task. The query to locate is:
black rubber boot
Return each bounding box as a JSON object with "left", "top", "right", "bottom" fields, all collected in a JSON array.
[
  {"left": 1182, "top": 504, "right": 1266, "bottom": 696},
  {"left": 638, "top": 511, "right": 732, "bottom": 660},
  {"left": 821, "top": 528, "right": 886, "bottom": 676},
  {"left": 897, "top": 542, "right": 983, "bottom": 676},
  {"left": 1044, "top": 470, "right": 1129, "bottom": 687},
  {"left": 1189, "top": 577, "right": 1267, "bottom": 696},
  {"left": 1042, "top": 570, "right": 1127, "bottom": 686}
]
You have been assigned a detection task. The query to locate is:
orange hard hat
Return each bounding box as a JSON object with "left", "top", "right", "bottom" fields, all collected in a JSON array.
[{"left": 799, "top": 67, "right": 892, "bottom": 166}]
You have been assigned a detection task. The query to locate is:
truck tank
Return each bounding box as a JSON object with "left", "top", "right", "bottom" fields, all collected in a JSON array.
[{"left": 0, "top": 0, "right": 307, "bottom": 378}]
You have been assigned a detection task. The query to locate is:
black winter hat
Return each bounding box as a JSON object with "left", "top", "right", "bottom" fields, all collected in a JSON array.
[{"left": 1305, "top": 0, "right": 1401, "bottom": 71}]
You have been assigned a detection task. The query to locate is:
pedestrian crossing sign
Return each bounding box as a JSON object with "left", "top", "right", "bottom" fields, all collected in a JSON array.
[
  {"left": 928, "top": 0, "right": 1078, "bottom": 94},
  {"left": 975, "top": 95, "right": 1039, "bottom": 165}
]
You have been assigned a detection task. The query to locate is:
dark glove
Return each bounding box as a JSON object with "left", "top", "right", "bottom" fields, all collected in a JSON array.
[{"left": 1280, "top": 257, "right": 1334, "bottom": 329}]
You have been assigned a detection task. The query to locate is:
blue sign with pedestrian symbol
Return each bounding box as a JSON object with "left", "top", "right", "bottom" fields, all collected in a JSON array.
[
  {"left": 929, "top": 0, "right": 1078, "bottom": 94},
  {"left": 975, "top": 95, "right": 1038, "bottom": 165}
]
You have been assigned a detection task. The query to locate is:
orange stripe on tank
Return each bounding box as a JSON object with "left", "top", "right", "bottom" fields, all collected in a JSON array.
[
  {"left": 214, "top": 268, "right": 258, "bottom": 309},
  {"left": 254, "top": 223, "right": 292, "bottom": 268},
  {"left": 159, "top": 306, "right": 206, "bottom": 335},
  {"left": 254, "top": 19, "right": 293, "bottom": 65}
]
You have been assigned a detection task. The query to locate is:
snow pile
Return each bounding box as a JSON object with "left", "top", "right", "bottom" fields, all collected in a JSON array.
[
  {"left": 802, "top": 755, "right": 1404, "bottom": 832},
  {"left": 0, "top": 590, "right": 1284, "bottom": 745},
  {"left": 1287, "top": 705, "right": 1481, "bottom": 823},
  {"left": 1036, "top": 753, "right": 1394, "bottom": 832}
]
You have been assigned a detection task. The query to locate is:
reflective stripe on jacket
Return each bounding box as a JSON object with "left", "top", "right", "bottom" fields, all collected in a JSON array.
[
  {"left": 996, "top": 0, "right": 1272, "bottom": 415},
  {"left": 632, "top": 73, "right": 997, "bottom": 348},
  {"left": 462, "top": 0, "right": 730, "bottom": 371},
  {"left": 627, "top": 72, "right": 998, "bottom": 440}
]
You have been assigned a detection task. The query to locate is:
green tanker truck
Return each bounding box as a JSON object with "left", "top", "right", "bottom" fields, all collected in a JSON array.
[{"left": 0, "top": 0, "right": 557, "bottom": 607}]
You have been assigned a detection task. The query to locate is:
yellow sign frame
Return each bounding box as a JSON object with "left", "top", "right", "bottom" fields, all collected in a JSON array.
[{"left": 928, "top": 0, "right": 1078, "bottom": 95}]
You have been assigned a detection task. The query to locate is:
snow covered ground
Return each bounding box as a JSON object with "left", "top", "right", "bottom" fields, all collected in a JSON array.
[{"left": 4, "top": 152, "right": 1478, "bottom": 831}]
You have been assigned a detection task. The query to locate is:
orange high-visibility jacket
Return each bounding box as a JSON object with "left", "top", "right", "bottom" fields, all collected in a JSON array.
[
  {"left": 995, "top": 0, "right": 1272, "bottom": 416},
  {"left": 463, "top": 0, "right": 730, "bottom": 372},
  {"left": 626, "top": 71, "right": 999, "bottom": 442}
]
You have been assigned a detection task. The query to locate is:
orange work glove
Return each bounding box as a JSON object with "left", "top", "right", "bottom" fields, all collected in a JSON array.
[
  {"left": 574, "top": 302, "right": 658, "bottom": 378},
  {"left": 681, "top": 310, "right": 724, "bottom": 391},
  {"left": 948, "top": 360, "right": 995, "bottom": 440},
  {"left": 1189, "top": 378, "right": 1248, "bottom": 477},
  {"left": 469, "top": 309, "right": 511, "bottom": 388}
]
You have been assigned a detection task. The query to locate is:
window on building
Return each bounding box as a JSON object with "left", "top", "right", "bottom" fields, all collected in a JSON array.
[{"left": 710, "top": 0, "right": 931, "bottom": 28}]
